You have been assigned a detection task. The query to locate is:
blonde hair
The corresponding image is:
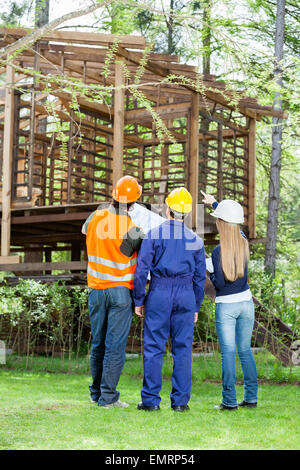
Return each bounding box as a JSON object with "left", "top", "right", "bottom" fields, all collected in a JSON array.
[{"left": 216, "top": 218, "right": 249, "bottom": 282}]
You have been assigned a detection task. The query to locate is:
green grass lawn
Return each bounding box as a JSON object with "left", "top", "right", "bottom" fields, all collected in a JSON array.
[{"left": 0, "top": 354, "right": 299, "bottom": 450}]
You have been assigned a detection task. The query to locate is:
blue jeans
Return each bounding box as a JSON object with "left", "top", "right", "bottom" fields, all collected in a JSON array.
[
  {"left": 88, "top": 286, "right": 133, "bottom": 406},
  {"left": 215, "top": 299, "right": 258, "bottom": 407}
]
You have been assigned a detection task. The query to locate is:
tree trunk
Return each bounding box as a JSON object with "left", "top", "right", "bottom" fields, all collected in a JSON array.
[
  {"left": 202, "top": 0, "right": 211, "bottom": 76},
  {"left": 198, "top": 1, "right": 212, "bottom": 327},
  {"left": 265, "top": 0, "right": 286, "bottom": 276},
  {"left": 35, "top": 0, "right": 50, "bottom": 28},
  {"left": 199, "top": 0, "right": 212, "bottom": 194},
  {"left": 167, "top": 0, "right": 175, "bottom": 54}
]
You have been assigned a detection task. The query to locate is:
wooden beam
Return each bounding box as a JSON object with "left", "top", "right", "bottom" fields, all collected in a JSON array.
[
  {"left": 0, "top": 261, "right": 87, "bottom": 272},
  {"left": 0, "top": 28, "right": 147, "bottom": 49},
  {"left": 199, "top": 109, "right": 249, "bottom": 134},
  {"left": 10, "top": 211, "right": 92, "bottom": 225},
  {"left": 53, "top": 89, "right": 113, "bottom": 119},
  {"left": 189, "top": 92, "right": 199, "bottom": 230},
  {"left": 0, "top": 256, "right": 21, "bottom": 264},
  {"left": 248, "top": 118, "right": 256, "bottom": 238},
  {"left": 112, "top": 60, "right": 125, "bottom": 186},
  {"left": 241, "top": 102, "right": 288, "bottom": 119},
  {"left": 12, "top": 232, "right": 84, "bottom": 244},
  {"left": 1, "top": 64, "right": 14, "bottom": 257},
  {"left": 125, "top": 101, "right": 190, "bottom": 123},
  {"left": 40, "top": 43, "right": 179, "bottom": 62}
]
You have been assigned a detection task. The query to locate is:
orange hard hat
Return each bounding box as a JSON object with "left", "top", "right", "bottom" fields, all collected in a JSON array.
[{"left": 112, "top": 175, "right": 142, "bottom": 203}]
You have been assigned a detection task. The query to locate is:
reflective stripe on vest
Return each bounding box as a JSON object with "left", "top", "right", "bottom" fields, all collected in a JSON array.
[
  {"left": 87, "top": 266, "right": 135, "bottom": 282},
  {"left": 88, "top": 255, "right": 137, "bottom": 270}
]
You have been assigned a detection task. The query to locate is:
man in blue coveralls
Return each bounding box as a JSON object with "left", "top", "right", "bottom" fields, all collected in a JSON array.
[{"left": 133, "top": 187, "right": 206, "bottom": 412}]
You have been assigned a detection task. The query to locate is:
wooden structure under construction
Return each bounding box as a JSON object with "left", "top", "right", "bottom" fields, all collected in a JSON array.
[
  {"left": 0, "top": 28, "right": 298, "bottom": 367},
  {"left": 0, "top": 27, "right": 288, "bottom": 272}
]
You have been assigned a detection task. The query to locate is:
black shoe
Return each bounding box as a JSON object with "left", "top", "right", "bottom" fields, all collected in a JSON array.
[
  {"left": 172, "top": 405, "right": 190, "bottom": 412},
  {"left": 214, "top": 403, "right": 238, "bottom": 411},
  {"left": 137, "top": 402, "right": 160, "bottom": 411},
  {"left": 238, "top": 400, "right": 257, "bottom": 408}
]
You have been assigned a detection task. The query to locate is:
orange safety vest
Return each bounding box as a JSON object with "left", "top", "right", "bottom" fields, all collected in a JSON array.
[{"left": 86, "top": 207, "right": 138, "bottom": 290}]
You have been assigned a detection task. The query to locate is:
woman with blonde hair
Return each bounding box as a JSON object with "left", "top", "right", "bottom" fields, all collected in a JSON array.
[{"left": 202, "top": 191, "right": 258, "bottom": 411}]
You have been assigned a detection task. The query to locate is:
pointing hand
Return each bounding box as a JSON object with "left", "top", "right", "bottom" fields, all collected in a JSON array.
[{"left": 201, "top": 190, "right": 216, "bottom": 206}]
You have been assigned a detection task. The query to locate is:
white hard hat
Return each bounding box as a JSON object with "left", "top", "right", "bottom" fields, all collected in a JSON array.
[{"left": 211, "top": 200, "right": 244, "bottom": 224}]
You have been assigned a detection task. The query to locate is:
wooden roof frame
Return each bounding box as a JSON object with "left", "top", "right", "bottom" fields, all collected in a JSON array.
[{"left": 0, "top": 27, "right": 287, "bottom": 120}]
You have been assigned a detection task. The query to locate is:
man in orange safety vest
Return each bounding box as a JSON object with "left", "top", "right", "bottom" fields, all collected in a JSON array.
[{"left": 82, "top": 175, "right": 144, "bottom": 408}]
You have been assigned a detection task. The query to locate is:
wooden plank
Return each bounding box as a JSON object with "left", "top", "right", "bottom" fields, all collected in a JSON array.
[
  {"left": 112, "top": 60, "right": 125, "bottom": 186},
  {"left": 125, "top": 127, "right": 245, "bottom": 147},
  {"left": 189, "top": 92, "right": 199, "bottom": 230},
  {"left": 19, "top": 98, "right": 116, "bottom": 140},
  {"left": 12, "top": 233, "right": 83, "bottom": 244},
  {"left": 0, "top": 27, "right": 146, "bottom": 49},
  {"left": 248, "top": 118, "right": 256, "bottom": 238},
  {"left": 240, "top": 102, "right": 288, "bottom": 119},
  {"left": 38, "top": 43, "right": 180, "bottom": 62},
  {"left": 0, "top": 261, "right": 87, "bottom": 272},
  {"left": 199, "top": 109, "right": 249, "bottom": 134},
  {"left": 0, "top": 256, "right": 21, "bottom": 264},
  {"left": 125, "top": 101, "right": 190, "bottom": 123},
  {"left": 253, "top": 320, "right": 293, "bottom": 366},
  {"left": 1, "top": 64, "right": 14, "bottom": 257},
  {"left": 10, "top": 211, "right": 92, "bottom": 224},
  {"left": 53, "top": 89, "right": 113, "bottom": 119}
]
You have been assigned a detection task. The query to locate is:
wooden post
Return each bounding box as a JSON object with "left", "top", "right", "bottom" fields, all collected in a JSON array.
[
  {"left": 71, "top": 240, "right": 82, "bottom": 273},
  {"left": 189, "top": 92, "right": 199, "bottom": 231},
  {"left": 243, "top": 135, "right": 249, "bottom": 220},
  {"left": 45, "top": 247, "right": 52, "bottom": 274},
  {"left": 159, "top": 107, "right": 172, "bottom": 205},
  {"left": 67, "top": 109, "right": 74, "bottom": 203},
  {"left": 106, "top": 134, "right": 113, "bottom": 197},
  {"left": 199, "top": 114, "right": 210, "bottom": 195},
  {"left": 137, "top": 145, "right": 144, "bottom": 188},
  {"left": 112, "top": 60, "right": 125, "bottom": 186},
  {"left": 248, "top": 117, "right": 256, "bottom": 238},
  {"left": 0, "top": 64, "right": 20, "bottom": 263},
  {"left": 28, "top": 42, "right": 40, "bottom": 201},
  {"left": 48, "top": 134, "right": 55, "bottom": 205},
  {"left": 217, "top": 123, "right": 223, "bottom": 201}
]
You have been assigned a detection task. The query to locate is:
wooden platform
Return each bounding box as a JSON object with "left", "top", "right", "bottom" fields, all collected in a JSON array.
[{"left": 0, "top": 199, "right": 219, "bottom": 272}]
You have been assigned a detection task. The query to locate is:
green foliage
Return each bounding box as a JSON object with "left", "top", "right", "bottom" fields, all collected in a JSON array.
[
  {"left": 102, "top": 2, "right": 139, "bottom": 35},
  {"left": 0, "top": 0, "right": 30, "bottom": 27},
  {"left": 0, "top": 281, "right": 90, "bottom": 369},
  {"left": 248, "top": 261, "right": 300, "bottom": 334}
]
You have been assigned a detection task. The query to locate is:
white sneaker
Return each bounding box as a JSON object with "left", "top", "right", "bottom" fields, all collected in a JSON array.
[{"left": 100, "top": 400, "right": 129, "bottom": 409}]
